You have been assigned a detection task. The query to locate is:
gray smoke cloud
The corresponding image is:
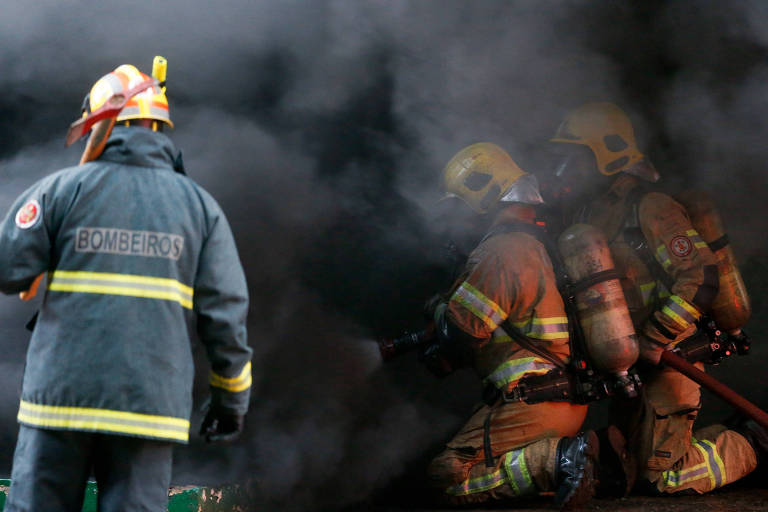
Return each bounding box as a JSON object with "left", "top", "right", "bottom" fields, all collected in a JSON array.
[{"left": 1, "top": 0, "right": 768, "bottom": 509}]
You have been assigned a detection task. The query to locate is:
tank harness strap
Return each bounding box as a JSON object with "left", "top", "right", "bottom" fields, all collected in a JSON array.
[
  {"left": 691, "top": 265, "right": 720, "bottom": 311},
  {"left": 479, "top": 223, "right": 570, "bottom": 370},
  {"left": 487, "top": 221, "right": 597, "bottom": 369},
  {"left": 483, "top": 411, "right": 495, "bottom": 467},
  {"left": 481, "top": 221, "right": 584, "bottom": 369},
  {"left": 621, "top": 185, "right": 676, "bottom": 292},
  {"left": 570, "top": 269, "right": 621, "bottom": 295},
  {"left": 481, "top": 221, "right": 571, "bottom": 289},
  {"left": 499, "top": 318, "right": 566, "bottom": 369},
  {"left": 707, "top": 234, "right": 729, "bottom": 252},
  {"left": 25, "top": 311, "right": 39, "bottom": 332},
  {"left": 480, "top": 221, "right": 547, "bottom": 245}
]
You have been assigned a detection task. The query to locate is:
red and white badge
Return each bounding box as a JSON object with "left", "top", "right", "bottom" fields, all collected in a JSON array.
[
  {"left": 15, "top": 199, "right": 41, "bottom": 229},
  {"left": 669, "top": 235, "right": 692, "bottom": 257}
]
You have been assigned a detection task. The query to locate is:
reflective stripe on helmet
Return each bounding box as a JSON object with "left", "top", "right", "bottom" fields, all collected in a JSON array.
[{"left": 88, "top": 64, "right": 173, "bottom": 128}]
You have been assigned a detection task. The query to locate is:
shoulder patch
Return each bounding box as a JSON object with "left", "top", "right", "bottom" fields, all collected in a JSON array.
[
  {"left": 669, "top": 235, "right": 692, "bottom": 257},
  {"left": 15, "top": 199, "right": 41, "bottom": 229}
]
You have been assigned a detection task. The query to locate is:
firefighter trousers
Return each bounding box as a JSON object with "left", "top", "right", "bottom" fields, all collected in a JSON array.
[
  {"left": 427, "top": 398, "right": 588, "bottom": 505},
  {"left": 617, "top": 365, "right": 757, "bottom": 495},
  {"left": 6, "top": 425, "right": 174, "bottom": 512}
]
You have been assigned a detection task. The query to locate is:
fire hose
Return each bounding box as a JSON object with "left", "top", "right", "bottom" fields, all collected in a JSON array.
[{"left": 660, "top": 349, "right": 768, "bottom": 430}]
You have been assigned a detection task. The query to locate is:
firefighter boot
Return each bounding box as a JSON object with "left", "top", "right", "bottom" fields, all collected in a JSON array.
[
  {"left": 595, "top": 425, "right": 636, "bottom": 498},
  {"left": 732, "top": 419, "right": 768, "bottom": 466},
  {"left": 553, "top": 430, "right": 600, "bottom": 510}
]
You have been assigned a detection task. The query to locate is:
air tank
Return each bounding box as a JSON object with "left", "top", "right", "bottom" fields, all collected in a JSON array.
[
  {"left": 676, "top": 190, "right": 751, "bottom": 334},
  {"left": 558, "top": 224, "right": 639, "bottom": 394}
]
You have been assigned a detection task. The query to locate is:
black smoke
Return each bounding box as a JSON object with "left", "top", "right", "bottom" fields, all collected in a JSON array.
[{"left": 1, "top": 1, "right": 768, "bottom": 509}]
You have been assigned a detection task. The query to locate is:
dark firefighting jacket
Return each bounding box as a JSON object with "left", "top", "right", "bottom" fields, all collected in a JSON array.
[
  {"left": 582, "top": 174, "right": 719, "bottom": 359},
  {"left": 447, "top": 205, "right": 571, "bottom": 392},
  {"left": 0, "top": 126, "right": 252, "bottom": 444}
]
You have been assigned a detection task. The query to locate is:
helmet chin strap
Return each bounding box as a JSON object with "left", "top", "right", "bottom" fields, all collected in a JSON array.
[{"left": 79, "top": 118, "right": 117, "bottom": 164}]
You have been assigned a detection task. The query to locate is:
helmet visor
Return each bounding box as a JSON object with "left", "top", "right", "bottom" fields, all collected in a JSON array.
[{"left": 538, "top": 143, "right": 599, "bottom": 202}]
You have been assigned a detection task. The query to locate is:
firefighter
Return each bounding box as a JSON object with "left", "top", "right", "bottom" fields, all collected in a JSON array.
[
  {"left": 423, "top": 142, "right": 608, "bottom": 509},
  {"left": 0, "top": 62, "right": 252, "bottom": 511},
  {"left": 544, "top": 102, "right": 766, "bottom": 495}
]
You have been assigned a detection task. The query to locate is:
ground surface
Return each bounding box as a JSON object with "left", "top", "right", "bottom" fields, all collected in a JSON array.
[{"left": 359, "top": 484, "right": 768, "bottom": 512}]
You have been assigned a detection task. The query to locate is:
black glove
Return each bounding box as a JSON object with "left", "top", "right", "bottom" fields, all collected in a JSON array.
[
  {"left": 419, "top": 342, "right": 457, "bottom": 378},
  {"left": 418, "top": 302, "right": 478, "bottom": 378},
  {"left": 199, "top": 407, "right": 245, "bottom": 443},
  {"left": 423, "top": 293, "right": 446, "bottom": 323}
]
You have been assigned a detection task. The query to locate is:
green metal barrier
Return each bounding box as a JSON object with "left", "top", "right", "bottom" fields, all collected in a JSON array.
[{"left": 0, "top": 480, "right": 246, "bottom": 511}]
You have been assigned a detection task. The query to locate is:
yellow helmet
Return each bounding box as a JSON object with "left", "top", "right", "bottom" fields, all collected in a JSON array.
[
  {"left": 87, "top": 63, "right": 173, "bottom": 128},
  {"left": 550, "top": 102, "right": 657, "bottom": 181},
  {"left": 442, "top": 142, "right": 543, "bottom": 214}
]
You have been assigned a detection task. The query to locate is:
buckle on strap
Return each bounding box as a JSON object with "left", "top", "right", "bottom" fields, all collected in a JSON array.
[{"left": 482, "top": 368, "right": 574, "bottom": 406}]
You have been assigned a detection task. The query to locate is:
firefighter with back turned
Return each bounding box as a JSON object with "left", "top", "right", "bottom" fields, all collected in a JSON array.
[
  {"left": 543, "top": 102, "right": 766, "bottom": 495},
  {"left": 416, "top": 143, "right": 633, "bottom": 509},
  {"left": 0, "top": 60, "right": 252, "bottom": 511}
]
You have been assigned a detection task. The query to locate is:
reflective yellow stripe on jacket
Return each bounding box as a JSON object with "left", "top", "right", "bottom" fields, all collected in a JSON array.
[
  {"left": 640, "top": 282, "right": 657, "bottom": 306},
  {"left": 48, "top": 270, "right": 193, "bottom": 309},
  {"left": 512, "top": 316, "right": 569, "bottom": 341},
  {"left": 686, "top": 229, "right": 709, "bottom": 249},
  {"left": 17, "top": 400, "right": 190, "bottom": 442},
  {"left": 661, "top": 295, "right": 701, "bottom": 330},
  {"left": 654, "top": 230, "right": 706, "bottom": 271},
  {"left": 655, "top": 244, "right": 672, "bottom": 270},
  {"left": 210, "top": 361, "right": 252, "bottom": 393},
  {"left": 483, "top": 356, "right": 556, "bottom": 389},
  {"left": 451, "top": 282, "right": 507, "bottom": 331},
  {"left": 491, "top": 317, "right": 569, "bottom": 343}
]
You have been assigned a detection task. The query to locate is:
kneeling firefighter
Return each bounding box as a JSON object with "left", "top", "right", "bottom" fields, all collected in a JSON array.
[
  {"left": 0, "top": 59, "right": 252, "bottom": 512},
  {"left": 545, "top": 102, "right": 764, "bottom": 495},
  {"left": 418, "top": 143, "right": 635, "bottom": 509}
]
